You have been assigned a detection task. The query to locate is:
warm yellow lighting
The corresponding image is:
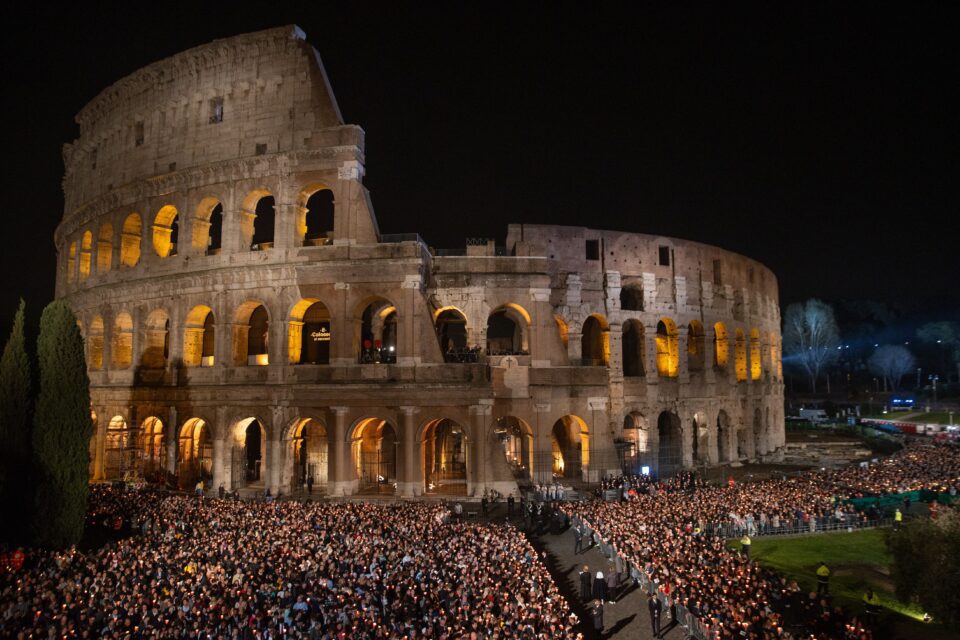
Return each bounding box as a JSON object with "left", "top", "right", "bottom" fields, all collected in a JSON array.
[
  {"left": 714, "top": 322, "right": 729, "bottom": 368},
  {"left": 253, "top": 353, "right": 269, "bottom": 366},
  {"left": 120, "top": 213, "right": 142, "bottom": 267},
  {"left": 201, "top": 356, "right": 214, "bottom": 367},
  {"left": 656, "top": 318, "right": 679, "bottom": 377}
]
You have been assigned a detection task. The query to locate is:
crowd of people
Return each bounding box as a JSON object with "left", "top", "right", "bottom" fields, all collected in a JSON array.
[
  {"left": 564, "top": 443, "right": 960, "bottom": 639},
  {"left": 2, "top": 489, "right": 582, "bottom": 639}
]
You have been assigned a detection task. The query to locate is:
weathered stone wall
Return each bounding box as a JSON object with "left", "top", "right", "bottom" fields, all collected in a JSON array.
[{"left": 57, "top": 26, "right": 784, "bottom": 498}]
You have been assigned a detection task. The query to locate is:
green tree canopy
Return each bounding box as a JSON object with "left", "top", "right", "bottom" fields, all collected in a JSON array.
[
  {"left": 0, "top": 299, "right": 32, "bottom": 543},
  {"left": 31, "top": 300, "right": 92, "bottom": 549},
  {"left": 887, "top": 510, "right": 960, "bottom": 630}
]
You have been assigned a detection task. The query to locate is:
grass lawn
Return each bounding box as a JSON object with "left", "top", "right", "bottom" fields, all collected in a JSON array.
[
  {"left": 729, "top": 529, "right": 923, "bottom": 621},
  {"left": 904, "top": 411, "right": 957, "bottom": 425}
]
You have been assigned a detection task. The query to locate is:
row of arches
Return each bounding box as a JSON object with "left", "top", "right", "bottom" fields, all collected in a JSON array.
[
  {"left": 621, "top": 407, "right": 774, "bottom": 476},
  {"left": 80, "top": 292, "right": 779, "bottom": 379},
  {"left": 65, "top": 186, "right": 336, "bottom": 284}
]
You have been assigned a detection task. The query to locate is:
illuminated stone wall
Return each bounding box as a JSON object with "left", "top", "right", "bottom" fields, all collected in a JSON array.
[{"left": 56, "top": 26, "right": 784, "bottom": 496}]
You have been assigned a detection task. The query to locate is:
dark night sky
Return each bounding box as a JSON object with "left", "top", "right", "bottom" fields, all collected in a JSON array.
[{"left": 1, "top": 2, "right": 957, "bottom": 334}]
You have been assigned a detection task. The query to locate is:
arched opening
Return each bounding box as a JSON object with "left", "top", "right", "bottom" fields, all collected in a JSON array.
[
  {"left": 494, "top": 416, "right": 533, "bottom": 481},
  {"left": 139, "top": 416, "right": 165, "bottom": 482},
  {"left": 619, "top": 284, "right": 644, "bottom": 311},
  {"left": 551, "top": 415, "right": 589, "bottom": 480},
  {"left": 734, "top": 329, "right": 747, "bottom": 381},
  {"left": 289, "top": 300, "right": 331, "bottom": 365},
  {"left": 251, "top": 195, "right": 275, "bottom": 250},
  {"left": 750, "top": 328, "right": 762, "bottom": 380},
  {"left": 486, "top": 305, "right": 529, "bottom": 355},
  {"left": 67, "top": 241, "right": 77, "bottom": 284},
  {"left": 656, "top": 411, "right": 682, "bottom": 478},
  {"left": 178, "top": 418, "right": 212, "bottom": 490},
  {"left": 104, "top": 416, "right": 134, "bottom": 479},
  {"left": 352, "top": 418, "right": 397, "bottom": 494},
  {"left": 688, "top": 321, "right": 705, "bottom": 373},
  {"left": 436, "top": 308, "right": 469, "bottom": 361},
  {"left": 233, "top": 302, "right": 269, "bottom": 366},
  {"left": 234, "top": 417, "right": 265, "bottom": 485},
  {"left": 152, "top": 205, "right": 179, "bottom": 258},
  {"left": 120, "top": 213, "right": 142, "bottom": 267},
  {"left": 622, "top": 319, "right": 645, "bottom": 376},
  {"left": 301, "top": 187, "right": 334, "bottom": 246},
  {"left": 716, "top": 411, "right": 730, "bottom": 463},
  {"left": 656, "top": 318, "right": 680, "bottom": 377},
  {"left": 581, "top": 314, "right": 610, "bottom": 366},
  {"left": 713, "top": 322, "right": 729, "bottom": 369},
  {"left": 88, "top": 316, "right": 104, "bottom": 370},
  {"left": 183, "top": 305, "right": 215, "bottom": 367},
  {"left": 192, "top": 198, "right": 224, "bottom": 255},
  {"left": 692, "top": 412, "right": 709, "bottom": 465},
  {"left": 358, "top": 299, "right": 397, "bottom": 363},
  {"left": 141, "top": 310, "right": 170, "bottom": 369},
  {"left": 111, "top": 313, "right": 133, "bottom": 369},
  {"left": 422, "top": 418, "right": 468, "bottom": 495},
  {"left": 621, "top": 413, "right": 650, "bottom": 475},
  {"left": 290, "top": 418, "right": 328, "bottom": 492},
  {"left": 79, "top": 231, "right": 93, "bottom": 280},
  {"left": 97, "top": 223, "right": 113, "bottom": 273}
]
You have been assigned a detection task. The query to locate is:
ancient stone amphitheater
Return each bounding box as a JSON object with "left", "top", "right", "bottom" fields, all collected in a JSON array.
[{"left": 55, "top": 26, "right": 784, "bottom": 497}]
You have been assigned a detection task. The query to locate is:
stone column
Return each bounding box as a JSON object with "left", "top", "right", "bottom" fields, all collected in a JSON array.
[
  {"left": 92, "top": 407, "right": 107, "bottom": 481},
  {"left": 533, "top": 403, "right": 552, "bottom": 484},
  {"left": 212, "top": 437, "right": 225, "bottom": 491},
  {"left": 331, "top": 284, "right": 353, "bottom": 366},
  {"left": 329, "top": 407, "right": 351, "bottom": 496},
  {"left": 166, "top": 406, "right": 179, "bottom": 476},
  {"left": 468, "top": 404, "right": 490, "bottom": 496},
  {"left": 530, "top": 288, "right": 552, "bottom": 367},
  {"left": 272, "top": 203, "right": 298, "bottom": 250},
  {"left": 398, "top": 406, "right": 419, "bottom": 496}
]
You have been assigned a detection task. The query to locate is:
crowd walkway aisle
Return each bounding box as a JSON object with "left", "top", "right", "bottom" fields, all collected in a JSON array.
[{"left": 525, "top": 511, "right": 688, "bottom": 640}]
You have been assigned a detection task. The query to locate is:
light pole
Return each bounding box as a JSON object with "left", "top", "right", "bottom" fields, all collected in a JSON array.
[{"left": 929, "top": 375, "right": 939, "bottom": 411}]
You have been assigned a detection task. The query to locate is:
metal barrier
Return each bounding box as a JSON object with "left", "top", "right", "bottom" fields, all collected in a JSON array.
[{"left": 704, "top": 516, "right": 897, "bottom": 538}]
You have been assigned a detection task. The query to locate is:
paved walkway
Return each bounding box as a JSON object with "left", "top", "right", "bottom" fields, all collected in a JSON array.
[{"left": 508, "top": 505, "right": 689, "bottom": 640}]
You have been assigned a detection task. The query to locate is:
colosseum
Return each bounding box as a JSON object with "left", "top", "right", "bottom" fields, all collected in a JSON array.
[{"left": 55, "top": 25, "right": 784, "bottom": 497}]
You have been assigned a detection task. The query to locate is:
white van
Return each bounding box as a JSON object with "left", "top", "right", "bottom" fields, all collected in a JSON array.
[{"left": 798, "top": 408, "right": 830, "bottom": 424}]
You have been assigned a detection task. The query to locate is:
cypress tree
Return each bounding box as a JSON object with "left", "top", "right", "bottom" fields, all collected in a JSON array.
[
  {"left": 0, "top": 299, "right": 32, "bottom": 543},
  {"left": 32, "top": 300, "right": 92, "bottom": 548}
]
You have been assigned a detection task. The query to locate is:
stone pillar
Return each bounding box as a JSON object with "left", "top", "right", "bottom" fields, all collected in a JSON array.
[
  {"left": 530, "top": 288, "right": 552, "bottom": 367},
  {"left": 92, "top": 407, "right": 107, "bottom": 481},
  {"left": 166, "top": 406, "right": 179, "bottom": 476},
  {"left": 678, "top": 332, "right": 690, "bottom": 383},
  {"left": 398, "top": 406, "right": 419, "bottom": 496},
  {"left": 329, "top": 407, "right": 351, "bottom": 496},
  {"left": 273, "top": 203, "right": 298, "bottom": 250},
  {"left": 533, "top": 403, "right": 552, "bottom": 484},
  {"left": 469, "top": 403, "right": 492, "bottom": 496},
  {"left": 397, "top": 277, "right": 421, "bottom": 366},
  {"left": 212, "top": 437, "right": 225, "bottom": 492},
  {"left": 331, "top": 284, "right": 353, "bottom": 366}
]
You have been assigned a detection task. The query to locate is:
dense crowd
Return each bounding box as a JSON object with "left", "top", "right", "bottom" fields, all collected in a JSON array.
[
  {"left": 2, "top": 490, "right": 581, "bottom": 639},
  {"left": 565, "top": 443, "right": 960, "bottom": 639}
]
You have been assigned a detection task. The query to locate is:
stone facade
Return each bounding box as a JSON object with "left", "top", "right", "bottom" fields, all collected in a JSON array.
[{"left": 54, "top": 26, "right": 785, "bottom": 497}]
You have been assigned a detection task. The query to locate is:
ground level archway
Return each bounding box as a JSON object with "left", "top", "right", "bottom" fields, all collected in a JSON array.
[
  {"left": 422, "top": 418, "right": 468, "bottom": 495},
  {"left": 551, "top": 415, "right": 589, "bottom": 481},
  {"left": 656, "top": 411, "right": 682, "bottom": 478},
  {"left": 178, "top": 418, "right": 212, "bottom": 489},
  {"left": 352, "top": 418, "right": 397, "bottom": 494}
]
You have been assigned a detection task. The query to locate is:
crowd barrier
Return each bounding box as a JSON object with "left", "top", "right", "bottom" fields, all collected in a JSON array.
[{"left": 704, "top": 516, "right": 896, "bottom": 538}]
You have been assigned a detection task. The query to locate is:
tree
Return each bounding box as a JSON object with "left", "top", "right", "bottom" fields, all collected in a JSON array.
[
  {"left": 887, "top": 510, "right": 960, "bottom": 630},
  {"left": 867, "top": 345, "right": 916, "bottom": 392},
  {"left": 782, "top": 299, "right": 840, "bottom": 393},
  {"left": 918, "top": 321, "right": 960, "bottom": 384},
  {"left": 32, "top": 300, "right": 92, "bottom": 549},
  {"left": 0, "top": 299, "right": 32, "bottom": 543}
]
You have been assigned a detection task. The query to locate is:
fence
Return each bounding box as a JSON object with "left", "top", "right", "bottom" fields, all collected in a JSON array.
[{"left": 703, "top": 516, "right": 897, "bottom": 539}]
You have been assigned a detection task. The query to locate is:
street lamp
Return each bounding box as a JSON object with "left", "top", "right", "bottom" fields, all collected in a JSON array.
[{"left": 929, "top": 375, "right": 939, "bottom": 411}]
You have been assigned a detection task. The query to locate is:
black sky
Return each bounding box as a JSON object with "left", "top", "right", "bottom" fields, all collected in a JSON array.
[{"left": 1, "top": 2, "right": 957, "bottom": 333}]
